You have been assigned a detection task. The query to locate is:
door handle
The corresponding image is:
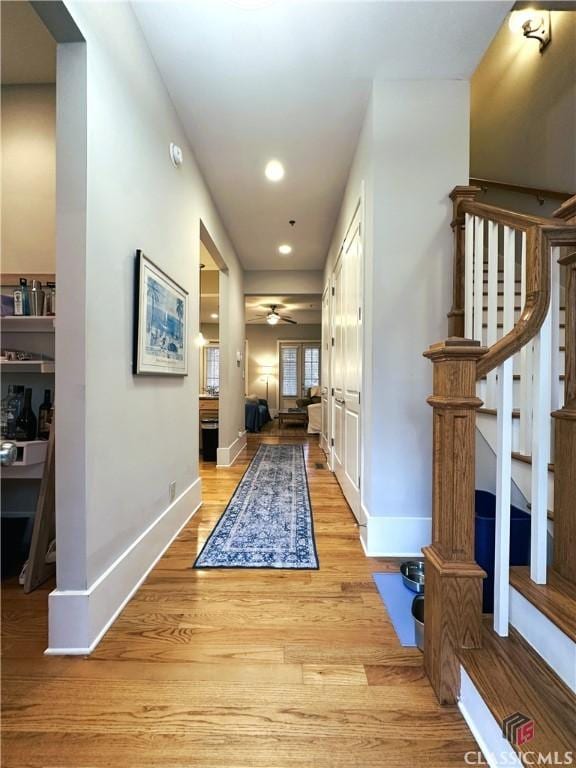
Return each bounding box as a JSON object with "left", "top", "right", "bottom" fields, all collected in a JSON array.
[{"left": 335, "top": 397, "right": 346, "bottom": 405}]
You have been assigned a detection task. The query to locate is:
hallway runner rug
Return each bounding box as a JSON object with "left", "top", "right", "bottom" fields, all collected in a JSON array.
[{"left": 194, "top": 444, "right": 319, "bottom": 569}]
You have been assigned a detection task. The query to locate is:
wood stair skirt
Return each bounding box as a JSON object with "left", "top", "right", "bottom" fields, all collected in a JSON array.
[{"left": 459, "top": 622, "right": 576, "bottom": 764}]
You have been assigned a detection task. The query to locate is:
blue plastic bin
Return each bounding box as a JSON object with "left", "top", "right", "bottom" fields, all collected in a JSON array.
[{"left": 474, "top": 490, "right": 531, "bottom": 613}]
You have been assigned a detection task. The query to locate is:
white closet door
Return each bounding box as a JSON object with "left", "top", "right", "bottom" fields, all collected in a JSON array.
[
  {"left": 321, "top": 283, "right": 331, "bottom": 455},
  {"left": 332, "top": 204, "right": 362, "bottom": 519}
]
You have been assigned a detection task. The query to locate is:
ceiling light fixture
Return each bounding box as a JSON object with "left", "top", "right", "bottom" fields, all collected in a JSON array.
[
  {"left": 210, "top": 313, "right": 219, "bottom": 319},
  {"left": 265, "top": 159, "right": 285, "bottom": 182},
  {"left": 508, "top": 9, "right": 551, "bottom": 51},
  {"left": 266, "top": 312, "right": 280, "bottom": 326},
  {"left": 278, "top": 244, "right": 292, "bottom": 255}
]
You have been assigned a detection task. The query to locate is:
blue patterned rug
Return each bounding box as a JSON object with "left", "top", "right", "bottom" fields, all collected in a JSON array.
[{"left": 194, "top": 444, "right": 319, "bottom": 569}]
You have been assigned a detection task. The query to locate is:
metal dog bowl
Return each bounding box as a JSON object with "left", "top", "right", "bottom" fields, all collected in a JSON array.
[
  {"left": 400, "top": 560, "right": 425, "bottom": 593},
  {"left": 412, "top": 595, "right": 425, "bottom": 652}
]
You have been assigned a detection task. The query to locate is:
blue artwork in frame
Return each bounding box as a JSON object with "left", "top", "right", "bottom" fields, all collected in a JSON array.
[{"left": 133, "top": 250, "right": 188, "bottom": 375}]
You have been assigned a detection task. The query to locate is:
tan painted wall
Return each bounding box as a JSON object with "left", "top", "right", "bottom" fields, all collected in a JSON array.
[
  {"left": 1, "top": 84, "right": 56, "bottom": 274},
  {"left": 471, "top": 11, "right": 576, "bottom": 196},
  {"left": 246, "top": 323, "right": 321, "bottom": 411}
]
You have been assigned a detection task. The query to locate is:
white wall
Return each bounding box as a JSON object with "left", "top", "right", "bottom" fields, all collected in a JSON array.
[
  {"left": 50, "top": 1, "right": 244, "bottom": 652},
  {"left": 471, "top": 10, "right": 576, "bottom": 197},
  {"left": 244, "top": 270, "right": 324, "bottom": 295},
  {"left": 1, "top": 84, "right": 56, "bottom": 274},
  {"left": 325, "top": 79, "right": 470, "bottom": 555},
  {"left": 245, "top": 324, "right": 322, "bottom": 412}
]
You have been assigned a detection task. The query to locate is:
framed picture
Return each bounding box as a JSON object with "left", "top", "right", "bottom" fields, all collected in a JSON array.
[{"left": 133, "top": 250, "right": 188, "bottom": 375}]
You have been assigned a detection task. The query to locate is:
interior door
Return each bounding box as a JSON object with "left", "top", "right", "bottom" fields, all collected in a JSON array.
[
  {"left": 321, "top": 284, "right": 331, "bottom": 455},
  {"left": 331, "top": 204, "right": 362, "bottom": 519}
]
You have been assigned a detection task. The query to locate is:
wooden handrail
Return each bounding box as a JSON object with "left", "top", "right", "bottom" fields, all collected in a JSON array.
[
  {"left": 470, "top": 177, "right": 573, "bottom": 204},
  {"left": 460, "top": 200, "right": 562, "bottom": 230},
  {"left": 454, "top": 199, "right": 574, "bottom": 379}
]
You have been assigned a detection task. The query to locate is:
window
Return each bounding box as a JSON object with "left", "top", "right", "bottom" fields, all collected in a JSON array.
[
  {"left": 279, "top": 342, "right": 321, "bottom": 405},
  {"left": 303, "top": 346, "right": 320, "bottom": 389},
  {"left": 204, "top": 345, "right": 220, "bottom": 393},
  {"left": 281, "top": 346, "right": 298, "bottom": 397}
]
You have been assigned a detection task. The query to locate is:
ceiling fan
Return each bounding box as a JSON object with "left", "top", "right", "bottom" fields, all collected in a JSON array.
[{"left": 248, "top": 304, "right": 297, "bottom": 326}]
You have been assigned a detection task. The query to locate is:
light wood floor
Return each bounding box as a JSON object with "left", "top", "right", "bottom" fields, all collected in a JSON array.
[{"left": 2, "top": 430, "right": 477, "bottom": 767}]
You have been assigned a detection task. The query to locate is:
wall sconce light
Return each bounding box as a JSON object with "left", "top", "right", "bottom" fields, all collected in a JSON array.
[{"left": 509, "top": 9, "right": 551, "bottom": 52}]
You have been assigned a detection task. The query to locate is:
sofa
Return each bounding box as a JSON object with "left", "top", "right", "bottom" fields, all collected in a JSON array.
[{"left": 245, "top": 396, "right": 271, "bottom": 433}]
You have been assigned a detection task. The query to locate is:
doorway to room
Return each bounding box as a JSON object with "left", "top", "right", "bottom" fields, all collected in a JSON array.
[
  {"left": 198, "top": 241, "right": 220, "bottom": 462},
  {"left": 278, "top": 341, "right": 321, "bottom": 411},
  {"left": 244, "top": 295, "right": 322, "bottom": 436}
]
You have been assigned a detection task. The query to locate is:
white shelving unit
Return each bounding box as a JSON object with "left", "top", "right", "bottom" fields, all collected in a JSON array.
[
  {"left": 0, "top": 360, "right": 55, "bottom": 374},
  {"left": 1, "top": 316, "right": 56, "bottom": 332},
  {"left": 1, "top": 441, "right": 49, "bottom": 480}
]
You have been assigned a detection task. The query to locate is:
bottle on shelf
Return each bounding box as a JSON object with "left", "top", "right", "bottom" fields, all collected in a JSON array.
[
  {"left": 45, "top": 282, "right": 56, "bottom": 316},
  {"left": 4, "top": 385, "right": 25, "bottom": 439},
  {"left": 38, "top": 389, "right": 53, "bottom": 440},
  {"left": 15, "top": 388, "right": 37, "bottom": 441},
  {"left": 13, "top": 287, "right": 24, "bottom": 316},
  {"left": 1, "top": 385, "right": 14, "bottom": 435},
  {"left": 19, "top": 278, "right": 30, "bottom": 315}
]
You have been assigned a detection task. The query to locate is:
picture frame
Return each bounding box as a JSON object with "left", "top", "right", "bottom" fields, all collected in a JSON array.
[{"left": 133, "top": 250, "right": 188, "bottom": 376}]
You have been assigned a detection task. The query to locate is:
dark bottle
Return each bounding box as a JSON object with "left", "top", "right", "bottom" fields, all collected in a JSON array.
[
  {"left": 19, "top": 278, "right": 30, "bottom": 315},
  {"left": 15, "top": 388, "right": 37, "bottom": 441},
  {"left": 4, "top": 385, "right": 25, "bottom": 439},
  {"left": 38, "top": 389, "right": 53, "bottom": 440}
]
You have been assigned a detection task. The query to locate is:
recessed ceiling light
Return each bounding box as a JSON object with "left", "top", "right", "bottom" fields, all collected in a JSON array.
[
  {"left": 265, "top": 159, "right": 285, "bottom": 182},
  {"left": 278, "top": 244, "right": 292, "bottom": 255},
  {"left": 210, "top": 313, "right": 219, "bottom": 319}
]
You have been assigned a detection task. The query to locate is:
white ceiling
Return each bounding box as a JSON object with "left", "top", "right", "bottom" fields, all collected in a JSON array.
[
  {"left": 134, "top": 1, "right": 510, "bottom": 271},
  {"left": 246, "top": 293, "right": 322, "bottom": 324}
]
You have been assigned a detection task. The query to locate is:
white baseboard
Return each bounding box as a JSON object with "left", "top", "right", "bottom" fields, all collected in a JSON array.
[
  {"left": 509, "top": 586, "right": 576, "bottom": 692},
  {"left": 46, "top": 477, "right": 202, "bottom": 655},
  {"left": 459, "top": 667, "right": 522, "bottom": 768},
  {"left": 216, "top": 431, "right": 247, "bottom": 467},
  {"left": 359, "top": 510, "right": 431, "bottom": 557}
]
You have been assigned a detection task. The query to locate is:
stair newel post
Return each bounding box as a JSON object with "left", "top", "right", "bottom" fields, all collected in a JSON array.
[
  {"left": 550, "top": 196, "right": 576, "bottom": 585},
  {"left": 551, "top": 248, "right": 576, "bottom": 584},
  {"left": 422, "top": 338, "right": 487, "bottom": 704},
  {"left": 448, "top": 186, "right": 481, "bottom": 337}
]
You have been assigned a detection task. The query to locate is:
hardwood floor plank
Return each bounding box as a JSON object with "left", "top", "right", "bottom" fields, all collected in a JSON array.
[{"left": 1, "top": 431, "right": 476, "bottom": 766}]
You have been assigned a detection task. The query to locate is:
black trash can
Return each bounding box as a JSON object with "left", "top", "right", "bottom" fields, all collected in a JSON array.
[
  {"left": 201, "top": 418, "right": 219, "bottom": 462},
  {"left": 475, "top": 490, "right": 531, "bottom": 613}
]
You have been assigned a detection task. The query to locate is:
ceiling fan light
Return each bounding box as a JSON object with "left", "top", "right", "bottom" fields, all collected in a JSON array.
[{"left": 266, "top": 313, "right": 280, "bottom": 325}]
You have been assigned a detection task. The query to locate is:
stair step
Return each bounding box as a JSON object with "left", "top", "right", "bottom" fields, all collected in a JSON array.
[
  {"left": 479, "top": 407, "right": 520, "bottom": 418},
  {"left": 512, "top": 451, "right": 554, "bottom": 472},
  {"left": 460, "top": 623, "right": 576, "bottom": 760},
  {"left": 510, "top": 567, "right": 576, "bottom": 643}
]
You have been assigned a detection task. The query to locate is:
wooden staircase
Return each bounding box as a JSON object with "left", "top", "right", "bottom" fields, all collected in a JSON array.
[
  {"left": 423, "top": 188, "right": 576, "bottom": 764},
  {"left": 459, "top": 622, "right": 576, "bottom": 764}
]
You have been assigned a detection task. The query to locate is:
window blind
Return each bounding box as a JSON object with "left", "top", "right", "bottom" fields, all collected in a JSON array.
[
  {"left": 303, "top": 346, "right": 320, "bottom": 389},
  {"left": 281, "top": 346, "right": 298, "bottom": 397},
  {"left": 204, "top": 346, "right": 220, "bottom": 391}
]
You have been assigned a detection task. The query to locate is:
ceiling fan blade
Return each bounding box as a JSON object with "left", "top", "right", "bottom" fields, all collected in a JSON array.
[{"left": 281, "top": 317, "right": 297, "bottom": 324}]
